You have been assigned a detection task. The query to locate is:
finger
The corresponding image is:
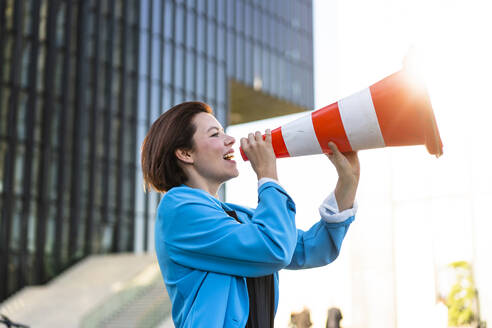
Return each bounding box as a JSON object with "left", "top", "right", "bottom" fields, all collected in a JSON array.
[
  {"left": 265, "top": 129, "right": 272, "bottom": 143},
  {"left": 240, "top": 137, "right": 248, "bottom": 148},
  {"left": 344, "top": 151, "right": 359, "bottom": 163},
  {"left": 346, "top": 151, "right": 358, "bottom": 160},
  {"left": 248, "top": 132, "right": 255, "bottom": 145},
  {"left": 254, "top": 130, "right": 262, "bottom": 142}
]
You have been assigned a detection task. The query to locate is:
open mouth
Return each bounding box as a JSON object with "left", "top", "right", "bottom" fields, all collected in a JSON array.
[{"left": 223, "top": 153, "right": 234, "bottom": 160}]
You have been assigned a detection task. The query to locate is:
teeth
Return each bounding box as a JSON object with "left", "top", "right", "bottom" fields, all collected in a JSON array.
[{"left": 223, "top": 153, "right": 234, "bottom": 160}]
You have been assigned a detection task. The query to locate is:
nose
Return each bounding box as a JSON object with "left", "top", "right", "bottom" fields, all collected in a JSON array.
[{"left": 225, "top": 134, "right": 235, "bottom": 146}]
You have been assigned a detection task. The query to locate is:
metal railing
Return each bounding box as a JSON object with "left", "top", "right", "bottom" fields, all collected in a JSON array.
[{"left": 0, "top": 314, "right": 29, "bottom": 328}]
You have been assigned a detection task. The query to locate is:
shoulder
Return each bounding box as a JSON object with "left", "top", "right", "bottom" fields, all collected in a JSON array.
[
  {"left": 162, "top": 185, "right": 220, "bottom": 205},
  {"left": 156, "top": 186, "right": 233, "bottom": 239},
  {"left": 158, "top": 185, "right": 223, "bottom": 218}
]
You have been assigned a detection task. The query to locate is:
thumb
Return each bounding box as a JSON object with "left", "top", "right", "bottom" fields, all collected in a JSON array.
[{"left": 327, "top": 141, "right": 341, "bottom": 157}]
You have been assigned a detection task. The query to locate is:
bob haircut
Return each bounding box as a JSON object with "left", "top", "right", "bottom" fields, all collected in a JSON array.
[{"left": 141, "top": 101, "right": 213, "bottom": 192}]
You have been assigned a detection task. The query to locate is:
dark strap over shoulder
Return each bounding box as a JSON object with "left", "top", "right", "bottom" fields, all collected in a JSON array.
[{"left": 224, "top": 209, "right": 275, "bottom": 328}]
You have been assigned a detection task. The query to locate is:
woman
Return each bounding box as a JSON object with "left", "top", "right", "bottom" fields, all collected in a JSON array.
[{"left": 141, "top": 102, "right": 359, "bottom": 328}]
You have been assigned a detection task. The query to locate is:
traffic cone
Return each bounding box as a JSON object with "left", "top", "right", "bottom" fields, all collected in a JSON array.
[{"left": 240, "top": 69, "right": 443, "bottom": 160}]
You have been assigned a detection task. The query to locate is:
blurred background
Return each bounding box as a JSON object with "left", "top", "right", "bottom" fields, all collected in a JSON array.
[{"left": 0, "top": 0, "right": 491, "bottom": 327}]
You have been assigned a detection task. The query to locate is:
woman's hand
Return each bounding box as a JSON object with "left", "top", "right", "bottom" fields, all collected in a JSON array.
[
  {"left": 240, "top": 129, "right": 278, "bottom": 181},
  {"left": 326, "top": 142, "right": 360, "bottom": 211}
]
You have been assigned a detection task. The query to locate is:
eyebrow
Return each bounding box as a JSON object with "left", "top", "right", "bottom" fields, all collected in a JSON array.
[{"left": 207, "top": 126, "right": 223, "bottom": 133}]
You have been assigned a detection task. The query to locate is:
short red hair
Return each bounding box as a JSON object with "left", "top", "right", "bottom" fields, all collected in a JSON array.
[{"left": 141, "top": 102, "right": 213, "bottom": 192}]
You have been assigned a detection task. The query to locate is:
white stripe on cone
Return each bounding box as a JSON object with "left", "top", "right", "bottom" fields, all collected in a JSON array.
[
  {"left": 281, "top": 113, "right": 323, "bottom": 157},
  {"left": 338, "top": 88, "right": 386, "bottom": 150},
  {"left": 282, "top": 88, "right": 385, "bottom": 156}
]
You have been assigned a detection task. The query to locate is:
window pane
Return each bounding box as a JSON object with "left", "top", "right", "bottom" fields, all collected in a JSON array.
[
  {"left": 244, "top": 40, "right": 252, "bottom": 84},
  {"left": 164, "top": 43, "right": 172, "bottom": 85},
  {"left": 151, "top": 83, "right": 160, "bottom": 122},
  {"left": 262, "top": 50, "right": 271, "bottom": 93},
  {"left": 140, "top": 0, "right": 151, "bottom": 29},
  {"left": 151, "top": 37, "right": 161, "bottom": 81},
  {"left": 185, "top": 52, "right": 194, "bottom": 92},
  {"left": 0, "top": 141, "right": 5, "bottom": 193},
  {"left": 226, "top": 0, "right": 234, "bottom": 28},
  {"left": 245, "top": 3, "right": 252, "bottom": 38},
  {"left": 272, "top": 56, "right": 285, "bottom": 96},
  {"left": 174, "top": 90, "right": 183, "bottom": 104},
  {"left": 217, "top": 26, "right": 225, "bottom": 63},
  {"left": 186, "top": 0, "right": 195, "bottom": 8},
  {"left": 186, "top": 11, "right": 195, "bottom": 49},
  {"left": 152, "top": 0, "right": 162, "bottom": 35},
  {"left": 271, "top": 20, "right": 278, "bottom": 50},
  {"left": 197, "top": 0, "right": 205, "bottom": 14},
  {"left": 175, "top": 46, "right": 184, "bottom": 89},
  {"left": 235, "top": 36, "right": 244, "bottom": 80},
  {"left": 10, "top": 200, "right": 22, "bottom": 251},
  {"left": 21, "top": 44, "right": 31, "bottom": 88},
  {"left": 162, "top": 87, "right": 172, "bottom": 111},
  {"left": 185, "top": 90, "right": 195, "bottom": 100},
  {"left": 253, "top": 7, "right": 261, "bottom": 41},
  {"left": 217, "top": 65, "right": 226, "bottom": 104},
  {"left": 236, "top": 1, "right": 244, "bottom": 32},
  {"left": 138, "top": 78, "right": 148, "bottom": 123},
  {"left": 253, "top": 44, "right": 261, "bottom": 78},
  {"left": 0, "top": 89, "right": 9, "bottom": 136},
  {"left": 207, "top": 0, "right": 215, "bottom": 17},
  {"left": 2, "top": 39, "right": 13, "bottom": 83},
  {"left": 226, "top": 31, "right": 235, "bottom": 74},
  {"left": 196, "top": 55, "right": 205, "bottom": 97},
  {"left": 217, "top": 0, "right": 225, "bottom": 24},
  {"left": 164, "top": 1, "right": 174, "bottom": 39},
  {"left": 14, "top": 145, "right": 25, "bottom": 196},
  {"left": 17, "top": 92, "right": 28, "bottom": 141},
  {"left": 207, "top": 21, "right": 215, "bottom": 57},
  {"left": 206, "top": 60, "right": 216, "bottom": 100},
  {"left": 197, "top": 16, "right": 205, "bottom": 53},
  {"left": 175, "top": 5, "right": 184, "bottom": 44},
  {"left": 261, "top": 13, "right": 269, "bottom": 45},
  {"left": 293, "top": 1, "right": 302, "bottom": 29},
  {"left": 215, "top": 103, "right": 226, "bottom": 126}
]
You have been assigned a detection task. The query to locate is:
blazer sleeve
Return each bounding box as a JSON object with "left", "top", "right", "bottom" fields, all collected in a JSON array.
[
  {"left": 158, "top": 182, "right": 297, "bottom": 277},
  {"left": 285, "top": 216, "right": 354, "bottom": 270}
]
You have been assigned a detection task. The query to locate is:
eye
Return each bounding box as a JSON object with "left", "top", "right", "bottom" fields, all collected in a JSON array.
[{"left": 211, "top": 132, "right": 219, "bottom": 137}]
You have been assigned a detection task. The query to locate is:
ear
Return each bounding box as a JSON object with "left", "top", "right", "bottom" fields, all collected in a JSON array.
[{"left": 175, "top": 148, "right": 194, "bottom": 164}]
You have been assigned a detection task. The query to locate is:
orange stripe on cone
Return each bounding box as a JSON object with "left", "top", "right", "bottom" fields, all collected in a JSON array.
[
  {"left": 239, "top": 127, "right": 289, "bottom": 161},
  {"left": 271, "top": 127, "right": 290, "bottom": 158},
  {"left": 312, "top": 102, "right": 352, "bottom": 154}
]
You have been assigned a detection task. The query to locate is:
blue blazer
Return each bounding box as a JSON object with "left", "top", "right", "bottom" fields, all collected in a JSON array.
[{"left": 155, "top": 182, "right": 354, "bottom": 328}]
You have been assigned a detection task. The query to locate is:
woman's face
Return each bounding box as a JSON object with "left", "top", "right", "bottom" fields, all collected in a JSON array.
[{"left": 189, "top": 112, "right": 239, "bottom": 184}]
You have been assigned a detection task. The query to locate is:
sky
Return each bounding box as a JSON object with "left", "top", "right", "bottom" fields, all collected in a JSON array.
[{"left": 226, "top": 0, "right": 492, "bottom": 326}]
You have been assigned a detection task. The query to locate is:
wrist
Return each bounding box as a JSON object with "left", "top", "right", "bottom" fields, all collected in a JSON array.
[
  {"left": 334, "top": 180, "right": 357, "bottom": 211},
  {"left": 257, "top": 170, "right": 278, "bottom": 181}
]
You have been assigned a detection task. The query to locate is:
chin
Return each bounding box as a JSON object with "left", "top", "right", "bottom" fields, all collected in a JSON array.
[{"left": 222, "top": 170, "right": 239, "bottom": 182}]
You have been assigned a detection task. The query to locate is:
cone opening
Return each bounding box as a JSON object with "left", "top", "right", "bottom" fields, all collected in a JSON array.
[
  {"left": 420, "top": 88, "right": 443, "bottom": 158},
  {"left": 397, "top": 69, "right": 444, "bottom": 157}
]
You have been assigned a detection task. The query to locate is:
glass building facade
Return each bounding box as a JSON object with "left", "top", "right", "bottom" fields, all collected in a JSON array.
[{"left": 0, "top": 0, "right": 313, "bottom": 302}]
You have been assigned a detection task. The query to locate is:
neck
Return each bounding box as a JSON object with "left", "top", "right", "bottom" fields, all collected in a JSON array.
[{"left": 184, "top": 173, "right": 222, "bottom": 198}]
